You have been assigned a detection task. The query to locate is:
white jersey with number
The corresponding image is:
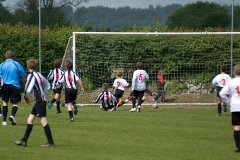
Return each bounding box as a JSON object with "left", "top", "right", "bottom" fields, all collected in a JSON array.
[
  {"left": 212, "top": 73, "right": 231, "bottom": 87},
  {"left": 220, "top": 77, "right": 240, "bottom": 112},
  {"left": 131, "top": 69, "right": 149, "bottom": 91},
  {"left": 113, "top": 78, "right": 129, "bottom": 91}
]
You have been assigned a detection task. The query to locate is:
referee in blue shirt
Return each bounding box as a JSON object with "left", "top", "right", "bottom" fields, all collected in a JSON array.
[{"left": 0, "top": 50, "right": 26, "bottom": 125}]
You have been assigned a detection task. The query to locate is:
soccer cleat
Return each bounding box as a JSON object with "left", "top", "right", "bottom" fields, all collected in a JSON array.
[
  {"left": 14, "top": 140, "right": 27, "bottom": 147},
  {"left": 129, "top": 108, "right": 136, "bottom": 112},
  {"left": 56, "top": 110, "right": 62, "bottom": 114},
  {"left": 223, "top": 102, "right": 227, "bottom": 112},
  {"left": 40, "top": 142, "right": 55, "bottom": 147},
  {"left": 152, "top": 92, "right": 157, "bottom": 96},
  {"left": 109, "top": 107, "right": 116, "bottom": 112},
  {"left": 100, "top": 105, "right": 104, "bottom": 110},
  {"left": 0, "top": 113, "right": 2, "bottom": 117},
  {"left": 2, "top": 121, "right": 7, "bottom": 126},
  {"left": 9, "top": 115, "right": 16, "bottom": 125},
  {"left": 118, "top": 98, "right": 123, "bottom": 106},
  {"left": 48, "top": 101, "right": 52, "bottom": 109},
  {"left": 152, "top": 99, "right": 158, "bottom": 108},
  {"left": 69, "top": 117, "right": 74, "bottom": 122},
  {"left": 152, "top": 99, "right": 157, "bottom": 103},
  {"left": 73, "top": 106, "right": 78, "bottom": 115},
  {"left": 217, "top": 113, "right": 221, "bottom": 116},
  {"left": 137, "top": 106, "right": 141, "bottom": 112},
  {"left": 235, "top": 148, "right": 240, "bottom": 153}
]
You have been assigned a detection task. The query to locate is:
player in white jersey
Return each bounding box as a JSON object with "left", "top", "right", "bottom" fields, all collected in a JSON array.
[
  {"left": 93, "top": 83, "right": 118, "bottom": 111},
  {"left": 130, "top": 62, "right": 149, "bottom": 112},
  {"left": 47, "top": 60, "right": 64, "bottom": 114},
  {"left": 109, "top": 71, "right": 129, "bottom": 112},
  {"left": 220, "top": 64, "right": 240, "bottom": 153},
  {"left": 57, "top": 60, "right": 84, "bottom": 122},
  {"left": 212, "top": 65, "right": 231, "bottom": 116}
]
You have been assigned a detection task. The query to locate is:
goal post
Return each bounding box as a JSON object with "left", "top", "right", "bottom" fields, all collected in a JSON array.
[{"left": 62, "top": 31, "right": 240, "bottom": 104}]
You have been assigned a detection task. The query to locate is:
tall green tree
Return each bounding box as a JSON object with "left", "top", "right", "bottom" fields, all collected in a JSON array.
[
  {"left": 14, "top": 0, "right": 89, "bottom": 27},
  {"left": 0, "top": 0, "right": 14, "bottom": 24},
  {"left": 166, "top": 1, "right": 230, "bottom": 29},
  {"left": 234, "top": 6, "right": 240, "bottom": 29}
]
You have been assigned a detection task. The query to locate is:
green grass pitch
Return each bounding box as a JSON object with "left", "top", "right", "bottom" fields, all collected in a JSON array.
[{"left": 0, "top": 103, "right": 238, "bottom": 160}]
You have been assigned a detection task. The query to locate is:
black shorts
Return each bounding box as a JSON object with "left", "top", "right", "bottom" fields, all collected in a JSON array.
[
  {"left": 132, "top": 90, "right": 144, "bottom": 100},
  {"left": 217, "top": 87, "right": 223, "bottom": 98},
  {"left": 2, "top": 84, "right": 21, "bottom": 104},
  {"left": 231, "top": 112, "right": 240, "bottom": 126},
  {"left": 65, "top": 89, "right": 78, "bottom": 103},
  {"left": 114, "top": 89, "right": 124, "bottom": 99},
  {"left": 31, "top": 101, "right": 47, "bottom": 117},
  {"left": 53, "top": 87, "right": 63, "bottom": 94}
]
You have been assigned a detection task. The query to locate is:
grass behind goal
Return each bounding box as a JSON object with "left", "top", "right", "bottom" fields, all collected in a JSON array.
[{"left": 0, "top": 103, "right": 238, "bottom": 160}]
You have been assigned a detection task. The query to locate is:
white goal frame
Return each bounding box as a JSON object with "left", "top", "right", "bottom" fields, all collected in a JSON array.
[{"left": 64, "top": 31, "right": 240, "bottom": 106}]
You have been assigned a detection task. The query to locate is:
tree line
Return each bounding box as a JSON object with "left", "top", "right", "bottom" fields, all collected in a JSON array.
[{"left": 0, "top": 1, "right": 240, "bottom": 30}]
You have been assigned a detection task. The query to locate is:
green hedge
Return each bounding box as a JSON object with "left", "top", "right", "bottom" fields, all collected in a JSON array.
[{"left": 0, "top": 23, "right": 239, "bottom": 93}]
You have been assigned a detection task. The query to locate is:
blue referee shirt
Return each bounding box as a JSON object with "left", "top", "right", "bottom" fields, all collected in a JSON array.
[{"left": 0, "top": 59, "right": 26, "bottom": 89}]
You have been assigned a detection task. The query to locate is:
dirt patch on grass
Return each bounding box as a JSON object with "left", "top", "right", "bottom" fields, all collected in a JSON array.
[{"left": 46, "top": 88, "right": 218, "bottom": 104}]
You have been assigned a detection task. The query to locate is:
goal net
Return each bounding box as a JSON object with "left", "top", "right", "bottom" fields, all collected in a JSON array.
[{"left": 62, "top": 32, "right": 240, "bottom": 104}]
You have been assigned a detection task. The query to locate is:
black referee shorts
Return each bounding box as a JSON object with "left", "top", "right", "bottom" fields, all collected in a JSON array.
[{"left": 2, "top": 84, "right": 21, "bottom": 104}]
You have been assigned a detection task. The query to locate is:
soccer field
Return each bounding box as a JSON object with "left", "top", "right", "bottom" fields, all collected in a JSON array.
[{"left": 0, "top": 103, "right": 238, "bottom": 160}]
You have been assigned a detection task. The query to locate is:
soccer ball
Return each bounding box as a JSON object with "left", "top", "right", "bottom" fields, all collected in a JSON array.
[{"left": 152, "top": 103, "right": 158, "bottom": 109}]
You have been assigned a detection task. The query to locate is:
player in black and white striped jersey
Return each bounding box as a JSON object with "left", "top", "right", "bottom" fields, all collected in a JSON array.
[
  {"left": 57, "top": 60, "right": 84, "bottom": 122},
  {"left": 47, "top": 60, "right": 64, "bottom": 114},
  {"left": 93, "top": 83, "right": 118, "bottom": 111},
  {"left": 14, "top": 59, "right": 55, "bottom": 147}
]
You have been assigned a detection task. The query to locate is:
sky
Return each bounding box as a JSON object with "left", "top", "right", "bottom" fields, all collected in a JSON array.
[{"left": 2, "top": 0, "right": 238, "bottom": 10}]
